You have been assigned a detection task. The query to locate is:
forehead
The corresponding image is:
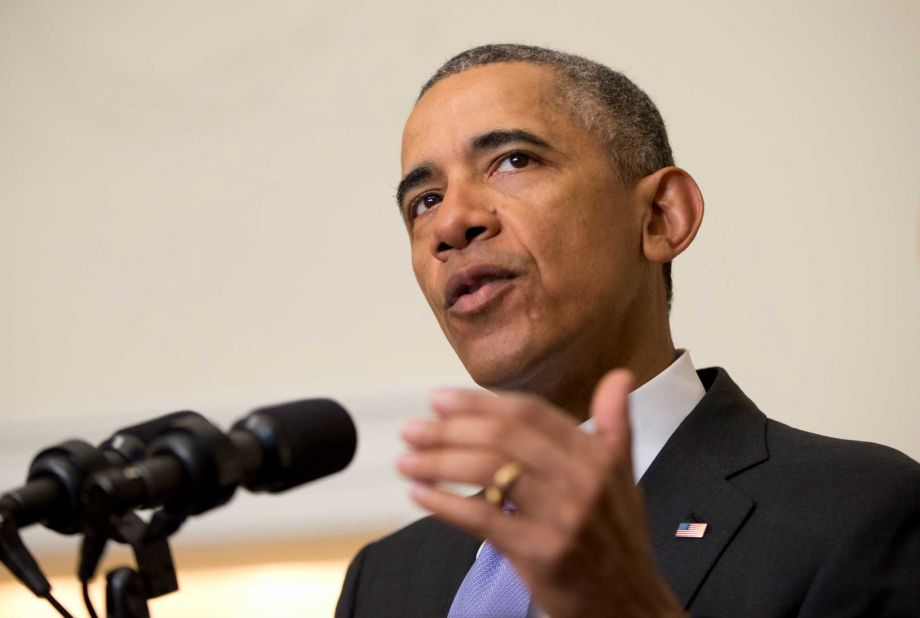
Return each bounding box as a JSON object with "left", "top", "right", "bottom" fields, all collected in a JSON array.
[{"left": 401, "top": 63, "right": 575, "bottom": 171}]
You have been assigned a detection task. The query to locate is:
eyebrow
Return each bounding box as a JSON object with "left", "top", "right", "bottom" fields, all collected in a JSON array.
[
  {"left": 396, "top": 164, "right": 435, "bottom": 214},
  {"left": 395, "top": 128, "right": 553, "bottom": 212},
  {"left": 469, "top": 128, "right": 551, "bottom": 152}
]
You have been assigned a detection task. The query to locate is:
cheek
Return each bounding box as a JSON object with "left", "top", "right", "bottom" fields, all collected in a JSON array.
[
  {"left": 515, "top": 198, "right": 617, "bottom": 279},
  {"left": 513, "top": 194, "right": 638, "bottom": 312},
  {"left": 411, "top": 251, "right": 440, "bottom": 311}
]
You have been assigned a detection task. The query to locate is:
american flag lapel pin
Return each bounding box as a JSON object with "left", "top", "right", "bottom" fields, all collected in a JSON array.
[{"left": 675, "top": 522, "right": 708, "bottom": 538}]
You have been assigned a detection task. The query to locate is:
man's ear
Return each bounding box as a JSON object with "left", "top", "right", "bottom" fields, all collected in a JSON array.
[{"left": 637, "top": 167, "right": 704, "bottom": 263}]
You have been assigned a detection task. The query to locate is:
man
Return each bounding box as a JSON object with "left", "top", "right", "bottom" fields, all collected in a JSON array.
[{"left": 336, "top": 44, "right": 919, "bottom": 617}]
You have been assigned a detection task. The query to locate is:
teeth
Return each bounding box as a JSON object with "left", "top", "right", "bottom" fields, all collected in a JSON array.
[
  {"left": 447, "top": 270, "right": 515, "bottom": 308},
  {"left": 462, "top": 276, "right": 499, "bottom": 297}
]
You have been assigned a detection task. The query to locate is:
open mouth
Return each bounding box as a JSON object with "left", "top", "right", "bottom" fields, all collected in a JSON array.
[{"left": 444, "top": 264, "right": 519, "bottom": 313}]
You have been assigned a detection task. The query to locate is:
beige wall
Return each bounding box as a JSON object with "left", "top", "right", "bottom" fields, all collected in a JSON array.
[{"left": 1, "top": 1, "right": 918, "bottom": 613}]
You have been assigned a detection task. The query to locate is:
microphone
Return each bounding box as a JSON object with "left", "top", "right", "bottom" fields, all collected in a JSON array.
[
  {"left": 0, "top": 412, "right": 201, "bottom": 534},
  {"left": 0, "top": 413, "right": 200, "bottom": 599},
  {"left": 84, "top": 399, "right": 357, "bottom": 519},
  {"left": 0, "top": 399, "right": 355, "bottom": 617}
]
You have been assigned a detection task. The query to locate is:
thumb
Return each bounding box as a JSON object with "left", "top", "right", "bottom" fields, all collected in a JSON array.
[{"left": 590, "top": 369, "right": 634, "bottom": 457}]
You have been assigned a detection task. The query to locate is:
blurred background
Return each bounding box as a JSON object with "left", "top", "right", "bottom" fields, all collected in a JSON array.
[{"left": 1, "top": 1, "right": 918, "bottom": 615}]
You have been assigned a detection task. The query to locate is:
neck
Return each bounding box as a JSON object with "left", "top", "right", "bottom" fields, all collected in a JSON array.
[
  {"left": 495, "top": 323, "right": 677, "bottom": 422},
  {"left": 552, "top": 341, "right": 677, "bottom": 422},
  {"left": 487, "top": 281, "right": 677, "bottom": 421}
]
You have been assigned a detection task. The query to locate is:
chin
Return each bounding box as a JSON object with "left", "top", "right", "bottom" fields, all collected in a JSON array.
[
  {"left": 455, "top": 343, "right": 519, "bottom": 388},
  {"left": 445, "top": 314, "right": 575, "bottom": 393},
  {"left": 457, "top": 341, "right": 554, "bottom": 393},
  {"left": 465, "top": 364, "right": 521, "bottom": 391}
]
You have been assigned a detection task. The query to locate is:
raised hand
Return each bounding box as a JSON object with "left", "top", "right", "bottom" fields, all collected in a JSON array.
[{"left": 398, "top": 370, "right": 685, "bottom": 618}]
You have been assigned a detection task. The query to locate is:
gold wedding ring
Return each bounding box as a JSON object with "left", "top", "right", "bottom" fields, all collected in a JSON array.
[{"left": 484, "top": 461, "right": 523, "bottom": 506}]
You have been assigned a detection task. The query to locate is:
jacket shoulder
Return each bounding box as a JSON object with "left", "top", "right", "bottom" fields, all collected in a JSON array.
[
  {"left": 763, "top": 418, "right": 919, "bottom": 485},
  {"left": 686, "top": 369, "right": 920, "bottom": 615}
]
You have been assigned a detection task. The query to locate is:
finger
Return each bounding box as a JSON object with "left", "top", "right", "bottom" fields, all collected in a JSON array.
[
  {"left": 399, "top": 441, "right": 603, "bottom": 531},
  {"left": 409, "top": 483, "right": 560, "bottom": 577},
  {"left": 429, "top": 388, "right": 496, "bottom": 416},
  {"left": 430, "top": 388, "right": 581, "bottom": 438},
  {"left": 409, "top": 482, "right": 521, "bottom": 540},
  {"left": 589, "top": 369, "right": 634, "bottom": 464},
  {"left": 400, "top": 449, "right": 548, "bottom": 510},
  {"left": 397, "top": 448, "right": 504, "bottom": 485},
  {"left": 401, "top": 415, "right": 577, "bottom": 476}
]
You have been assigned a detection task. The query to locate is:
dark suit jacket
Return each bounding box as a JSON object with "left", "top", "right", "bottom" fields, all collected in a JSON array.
[{"left": 336, "top": 368, "right": 920, "bottom": 617}]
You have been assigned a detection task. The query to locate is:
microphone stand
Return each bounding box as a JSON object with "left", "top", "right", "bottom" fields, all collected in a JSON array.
[{"left": 81, "top": 508, "right": 185, "bottom": 618}]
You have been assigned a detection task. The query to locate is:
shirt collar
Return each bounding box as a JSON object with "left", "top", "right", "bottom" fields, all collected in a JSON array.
[{"left": 580, "top": 350, "right": 705, "bottom": 482}]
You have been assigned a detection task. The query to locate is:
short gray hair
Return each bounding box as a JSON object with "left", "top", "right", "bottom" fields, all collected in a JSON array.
[{"left": 419, "top": 43, "right": 676, "bottom": 306}]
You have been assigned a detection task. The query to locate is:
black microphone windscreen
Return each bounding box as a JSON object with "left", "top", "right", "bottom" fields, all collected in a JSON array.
[{"left": 234, "top": 399, "right": 357, "bottom": 493}]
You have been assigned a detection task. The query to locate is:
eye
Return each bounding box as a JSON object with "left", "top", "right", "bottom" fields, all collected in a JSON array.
[
  {"left": 411, "top": 192, "right": 442, "bottom": 219},
  {"left": 495, "top": 152, "right": 532, "bottom": 173}
]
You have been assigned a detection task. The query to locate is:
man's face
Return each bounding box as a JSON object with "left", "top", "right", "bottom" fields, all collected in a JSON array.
[{"left": 399, "top": 63, "right": 648, "bottom": 392}]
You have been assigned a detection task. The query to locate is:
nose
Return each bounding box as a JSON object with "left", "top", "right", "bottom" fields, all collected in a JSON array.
[{"left": 430, "top": 183, "right": 500, "bottom": 260}]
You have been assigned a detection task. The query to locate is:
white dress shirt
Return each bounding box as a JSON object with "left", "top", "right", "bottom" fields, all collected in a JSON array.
[{"left": 582, "top": 349, "right": 705, "bottom": 481}]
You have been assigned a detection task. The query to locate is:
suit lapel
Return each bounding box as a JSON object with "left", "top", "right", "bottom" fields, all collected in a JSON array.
[
  {"left": 639, "top": 368, "right": 769, "bottom": 607},
  {"left": 411, "top": 519, "right": 481, "bottom": 616}
]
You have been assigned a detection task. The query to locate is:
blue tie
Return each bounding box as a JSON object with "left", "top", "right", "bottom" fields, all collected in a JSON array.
[{"left": 447, "top": 539, "right": 530, "bottom": 618}]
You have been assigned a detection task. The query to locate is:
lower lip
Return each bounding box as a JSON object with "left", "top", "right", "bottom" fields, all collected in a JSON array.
[{"left": 449, "top": 278, "right": 516, "bottom": 316}]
